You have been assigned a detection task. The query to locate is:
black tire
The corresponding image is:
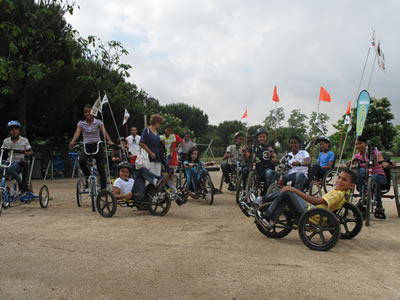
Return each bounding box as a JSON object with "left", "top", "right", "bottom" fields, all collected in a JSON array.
[
  {"left": 255, "top": 205, "right": 293, "bottom": 239},
  {"left": 266, "top": 183, "right": 281, "bottom": 195},
  {"left": 323, "top": 169, "right": 338, "bottom": 193},
  {"left": 89, "top": 178, "right": 96, "bottom": 212},
  {"left": 203, "top": 175, "right": 214, "bottom": 205},
  {"left": 309, "top": 181, "right": 322, "bottom": 197},
  {"left": 393, "top": 174, "right": 400, "bottom": 218},
  {"left": 76, "top": 180, "right": 82, "bottom": 207},
  {"left": 246, "top": 171, "right": 259, "bottom": 203},
  {"left": 39, "top": 185, "right": 49, "bottom": 208},
  {"left": 365, "top": 178, "right": 373, "bottom": 226},
  {"left": 298, "top": 208, "right": 340, "bottom": 251},
  {"left": 236, "top": 174, "right": 245, "bottom": 205},
  {"left": 96, "top": 190, "right": 117, "bottom": 217},
  {"left": 147, "top": 187, "right": 171, "bottom": 216},
  {"left": 335, "top": 203, "right": 363, "bottom": 239}
]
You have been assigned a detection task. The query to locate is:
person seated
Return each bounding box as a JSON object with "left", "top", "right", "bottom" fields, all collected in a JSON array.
[
  {"left": 242, "top": 128, "right": 278, "bottom": 194},
  {"left": 111, "top": 138, "right": 134, "bottom": 177},
  {"left": 112, "top": 162, "right": 168, "bottom": 202},
  {"left": 346, "top": 135, "right": 390, "bottom": 219},
  {"left": 0, "top": 121, "right": 33, "bottom": 193},
  {"left": 256, "top": 169, "right": 357, "bottom": 228},
  {"left": 283, "top": 136, "right": 311, "bottom": 190},
  {"left": 221, "top": 132, "right": 245, "bottom": 191},
  {"left": 306, "top": 136, "right": 335, "bottom": 187},
  {"left": 184, "top": 146, "right": 211, "bottom": 199}
]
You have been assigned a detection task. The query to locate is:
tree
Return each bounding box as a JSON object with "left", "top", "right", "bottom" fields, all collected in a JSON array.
[
  {"left": 263, "top": 107, "right": 285, "bottom": 130},
  {"left": 216, "top": 120, "right": 245, "bottom": 148},
  {"left": 308, "top": 112, "right": 329, "bottom": 139},
  {"left": 287, "top": 109, "right": 308, "bottom": 141}
]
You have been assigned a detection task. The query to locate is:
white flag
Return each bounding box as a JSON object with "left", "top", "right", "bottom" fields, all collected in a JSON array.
[
  {"left": 122, "top": 108, "right": 130, "bottom": 125},
  {"left": 101, "top": 94, "right": 109, "bottom": 106},
  {"left": 344, "top": 115, "right": 351, "bottom": 125},
  {"left": 90, "top": 97, "right": 101, "bottom": 117},
  {"left": 314, "top": 113, "right": 324, "bottom": 133}
]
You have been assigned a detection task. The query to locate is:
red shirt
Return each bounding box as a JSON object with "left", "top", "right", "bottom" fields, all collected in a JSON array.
[{"left": 170, "top": 134, "right": 182, "bottom": 166}]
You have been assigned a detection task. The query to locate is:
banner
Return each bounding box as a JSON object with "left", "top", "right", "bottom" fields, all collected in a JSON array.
[
  {"left": 122, "top": 108, "right": 130, "bottom": 125},
  {"left": 90, "top": 97, "right": 102, "bottom": 117},
  {"left": 355, "top": 90, "right": 370, "bottom": 137}
]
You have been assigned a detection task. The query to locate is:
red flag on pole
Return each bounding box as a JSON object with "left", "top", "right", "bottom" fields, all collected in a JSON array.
[
  {"left": 272, "top": 85, "right": 280, "bottom": 102},
  {"left": 346, "top": 101, "right": 351, "bottom": 114},
  {"left": 319, "top": 86, "right": 331, "bottom": 102},
  {"left": 241, "top": 107, "right": 247, "bottom": 119}
]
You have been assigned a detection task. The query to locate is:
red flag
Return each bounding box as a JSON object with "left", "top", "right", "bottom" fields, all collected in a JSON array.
[
  {"left": 346, "top": 101, "right": 351, "bottom": 114},
  {"left": 272, "top": 85, "right": 279, "bottom": 102},
  {"left": 319, "top": 86, "right": 331, "bottom": 102},
  {"left": 241, "top": 107, "right": 247, "bottom": 119}
]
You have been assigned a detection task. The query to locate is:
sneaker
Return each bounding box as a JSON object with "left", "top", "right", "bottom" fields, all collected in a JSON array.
[
  {"left": 374, "top": 206, "right": 386, "bottom": 219},
  {"left": 261, "top": 218, "right": 276, "bottom": 229},
  {"left": 228, "top": 183, "right": 235, "bottom": 191}
]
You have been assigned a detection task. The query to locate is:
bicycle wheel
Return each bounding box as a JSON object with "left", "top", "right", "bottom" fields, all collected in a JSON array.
[
  {"left": 309, "top": 181, "right": 322, "bottom": 197},
  {"left": 298, "top": 208, "right": 340, "bottom": 251},
  {"left": 365, "top": 177, "right": 373, "bottom": 226},
  {"left": 203, "top": 175, "right": 214, "bottom": 205},
  {"left": 246, "top": 171, "right": 259, "bottom": 203},
  {"left": 323, "top": 169, "right": 338, "bottom": 193},
  {"left": 89, "top": 178, "right": 96, "bottom": 212},
  {"left": 39, "top": 185, "right": 49, "bottom": 208},
  {"left": 393, "top": 174, "right": 400, "bottom": 217},
  {"left": 147, "top": 187, "right": 171, "bottom": 216},
  {"left": 266, "top": 182, "right": 281, "bottom": 195},
  {"left": 236, "top": 174, "right": 245, "bottom": 204},
  {"left": 255, "top": 205, "right": 293, "bottom": 239},
  {"left": 96, "top": 190, "right": 117, "bottom": 217},
  {"left": 76, "top": 180, "right": 82, "bottom": 207},
  {"left": 335, "top": 202, "right": 363, "bottom": 239}
]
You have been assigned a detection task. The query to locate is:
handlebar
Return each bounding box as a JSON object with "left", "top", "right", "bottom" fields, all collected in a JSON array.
[{"left": 76, "top": 141, "right": 104, "bottom": 156}]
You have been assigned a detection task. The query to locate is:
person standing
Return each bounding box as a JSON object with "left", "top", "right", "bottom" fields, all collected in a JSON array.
[
  {"left": 181, "top": 134, "right": 196, "bottom": 162},
  {"left": 160, "top": 125, "right": 184, "bottom": 168},
  {"left": 70, "top": 104, "right": 113, "bottom": 189},
  {"left": 139, "top": 114, "right": 164, "bottom": 176},
  {"left": 126, "top": 126, "right": 141, "bottom": 164}
]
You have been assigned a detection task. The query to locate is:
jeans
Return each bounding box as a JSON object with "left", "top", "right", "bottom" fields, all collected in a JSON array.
[
  {"left": 186, "top": 168, "right": 209, "bottom": 192},
  {"left": 0, "top": 161, "right": 27, "bottom": 192},
  {"left": 262, "top": 191, "right": 308, "bottom": 222},
  {"left": 131, "top": 168, "right": 160, "bottom": 201},
  {"left": 265, "top": 169, "right": 278, "bottom": 189},
  {"left": 283, "top": 172, "right": 307, "bottom": 190},
  {"left": 221, "top": 163, "right": 236, "bottom": 184},
  {"left": 79, "top": 144, "right": 107, "bottom": 189},
  {"left": 357, "top": 168, "right": 387, "bottom": 207}
]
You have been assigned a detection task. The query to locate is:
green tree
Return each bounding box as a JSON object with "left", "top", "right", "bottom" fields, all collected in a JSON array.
[
  {"left": 216, "top": 120, "right": 245, "bottom": 148},
  {"left": 263, "top": 107, "right": 285, "bottom": 130},
  {"left": 287, "top": 109, "right": 308, "bottom": 141},
  {"left": 308, "top": 112, "right": 329, "bottom": 138}
]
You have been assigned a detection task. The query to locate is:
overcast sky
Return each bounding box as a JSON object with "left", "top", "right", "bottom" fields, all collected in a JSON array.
[{"left": 65, "top": 0, "right": 399, "bottom": 132}]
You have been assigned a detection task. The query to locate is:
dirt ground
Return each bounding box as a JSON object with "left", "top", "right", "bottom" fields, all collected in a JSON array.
[{"left": 1, "top": 172, "right": 400, "bottom": 300}]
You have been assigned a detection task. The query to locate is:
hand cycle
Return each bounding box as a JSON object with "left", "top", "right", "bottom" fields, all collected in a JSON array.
[
  {"left": 265, "top": 152, "right": 293, "bottom": 194},
  {"left": 0, "top": 147, "right": 49, "bottom": 214},
  {"left": 75, "top": 141, "right": 104, "bottom": 212}
]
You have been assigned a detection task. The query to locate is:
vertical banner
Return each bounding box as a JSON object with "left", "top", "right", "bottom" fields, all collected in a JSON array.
[{"left": 356, "top": 90, "right": 371, "bottom": 137}]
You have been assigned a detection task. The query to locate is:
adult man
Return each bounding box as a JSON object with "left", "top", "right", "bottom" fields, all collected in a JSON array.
[
  {"left": 181, "top": 134, "right": 196, "bottom": 162},
  {"left": 126, "top": 127, "right": 141, "bottom": 164},
  {"left": 1, "top": 121, "right": 33, "bottom": 193},
  {"left": 221, "top": 132, "right": 245, "bottom": 191}
]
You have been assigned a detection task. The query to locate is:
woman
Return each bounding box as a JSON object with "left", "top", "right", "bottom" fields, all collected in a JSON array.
[
  {"left": 139, "top": 114, "right": 164, "bottom": 176},
  {"left": 70, "top": 104, "right": 113, "bottom": 189},
  {"left": 346, "top": 135, "right": 390, "bottom": 219}
]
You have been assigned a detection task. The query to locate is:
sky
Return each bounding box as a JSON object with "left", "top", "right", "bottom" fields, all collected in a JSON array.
[{"left": 65, "top": 0, "right": 399, "bottom": 132}]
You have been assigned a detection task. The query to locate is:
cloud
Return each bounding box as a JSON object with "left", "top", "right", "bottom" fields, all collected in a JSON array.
[{"left": 66, "top": 0, "right": 400, "bottom": 133}]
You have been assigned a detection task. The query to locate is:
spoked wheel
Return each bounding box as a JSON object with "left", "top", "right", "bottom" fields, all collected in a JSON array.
[
  {"left": 334, "top": 202, "right": 363, "bottom": 239},
  {"left": 255, "top": 204, "right": 293, "bottom": 239},
  {"left": 393, "top": 174, "right": 400, "bottom": 217},
  {"left": 309, "top": 180, "right": 322, "bottom": 197},
  {"left": 246, "top": 171, "right": 259, "bottom": 203},
  {"left": 323, "top": 169, "right": 338, "bottom": 193},
  {"left": 39, "top": 185, "right": 49, "bottom": 208},
  {"left": 96, "top": 190, "right": 117, "bottom": 217},
  {"left": 236, "top": 174, "right": 245, "bottom": 205},
  {"left": 298, "top": 208, "right": 340, "bottom": 251},
  {"left": 266, "top": 182, "right": 281, "bottom": 195},
  {"left": 76, "top": 180, "right": 82, "bottom": 207},
  {"left": 202, "top": 175, "right": 214, "bottom": 205},
  {"left": 169, "top": 174, "right": 178, "bottom": 188},
  {"left": 365, "top": 178, "right": 374, "bottom": 226},
  {"left": 147, "top": 187, "right": 171, "bottom": 216},
  {"left": 89, "top": 178, "right": 96, "bottom": 212}
]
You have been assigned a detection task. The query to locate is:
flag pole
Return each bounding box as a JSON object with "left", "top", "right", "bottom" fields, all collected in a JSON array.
[
  {"left": 310, "top": 99, "right": 320, "bottom": 162},
  {"left": 274, "top": 102, "right": 278, "bottom": 144},
  {"left": 98, "top": 90, "right": 112, "bottom": 182}
]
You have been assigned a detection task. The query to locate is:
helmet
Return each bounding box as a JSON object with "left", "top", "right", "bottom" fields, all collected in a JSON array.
[
  {"left": 318, "top": 136, "right": 330, "bottom": 143},
  {"left": 117, "top": 162, "right": 132, "bottom": 176},
  {"left": 7, "top": 120, "right": 21, "bottom": 130},
  {"left": 234, "top": 132, "right": 244, "bottom": 139},
  {"left": 255, "top": 128, "right": 268, "bottom": 137}
]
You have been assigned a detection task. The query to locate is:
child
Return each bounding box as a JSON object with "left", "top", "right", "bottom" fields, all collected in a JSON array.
[
  {"left": 184, "top": 147, "right": 210, "bottom": 199},
  {"left": 221, "top": 132, "right": 245, "bottom": 191},
  {"left": 257, "top": 169, "right": 357, "bottom": 228}
]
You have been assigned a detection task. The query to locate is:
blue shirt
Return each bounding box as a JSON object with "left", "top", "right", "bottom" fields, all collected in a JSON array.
[
  {"left": 318, "top": 150, "right": 335, "bottom": 168},
  {"left": 184, "top": 160, "right": 203, "bottom": 180},
  {"left": 140, "top": 128, "right": 161, "bottom": 162}
]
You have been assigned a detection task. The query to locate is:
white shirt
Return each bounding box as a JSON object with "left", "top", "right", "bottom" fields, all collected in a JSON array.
[
  {"left": 113, "top": 177, "right": 135, "bottom": 195},
  {"left": 126, "top": 135, "right": 141, "bottom": 156},
  {"left": 287, "top": 150, "right": 310, "bottom": 177},
  {"left": 1, "top": 136, "right": 32, "bottom": 162}
]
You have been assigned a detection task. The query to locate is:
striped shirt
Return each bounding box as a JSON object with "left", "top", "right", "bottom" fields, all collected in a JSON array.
[
  {"left": 77, "top": 118, "right": 103, "bottom": 144},
  {"left": 1, "top": 136, "right": 32, "bottom": 162}
]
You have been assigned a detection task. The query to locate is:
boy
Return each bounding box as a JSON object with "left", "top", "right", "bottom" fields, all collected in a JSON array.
[
  {"left": 221, "top": 132, "right": 245, "bottom": 191},
  {"left": 1, "top": 121, "right": 33, "bottom": 193},
  {"left": 257, "top": 169, "right": 357, "bottom": 228},
  {"left": 160, "top": 125, "right": 184, "bottom": 168}
]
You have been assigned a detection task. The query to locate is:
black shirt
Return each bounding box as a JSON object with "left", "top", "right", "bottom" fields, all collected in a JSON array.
[{"left": 253, "top": 144, "right": 274, "bottom": 170}]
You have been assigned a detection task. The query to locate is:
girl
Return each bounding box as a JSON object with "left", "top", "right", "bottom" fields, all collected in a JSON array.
[{"left": 184, "top": 147, "right": 210, "bottom": 199}]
